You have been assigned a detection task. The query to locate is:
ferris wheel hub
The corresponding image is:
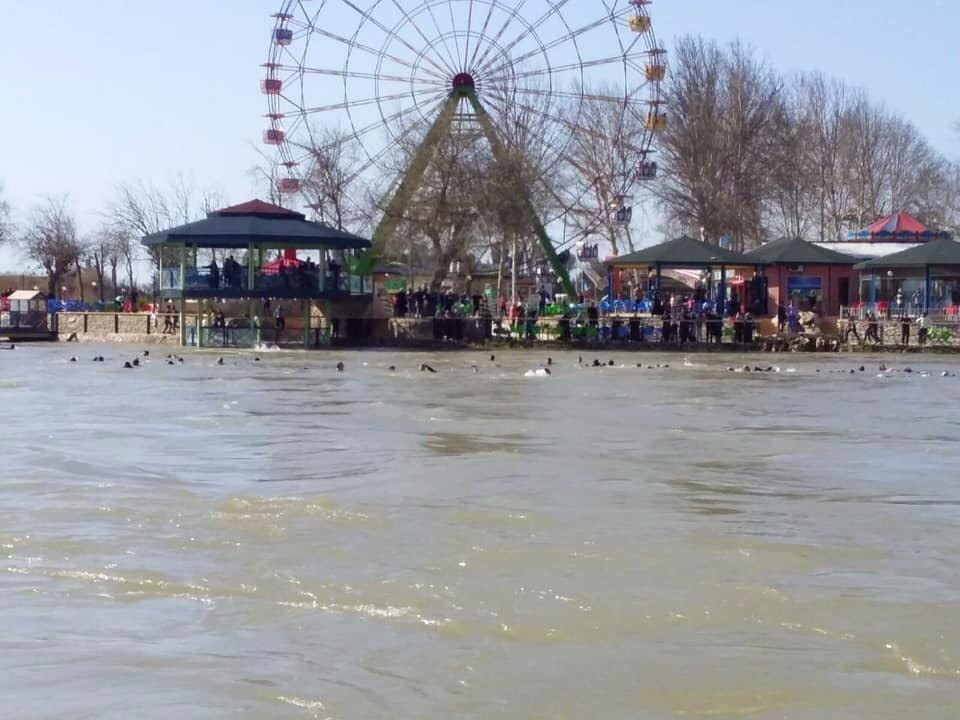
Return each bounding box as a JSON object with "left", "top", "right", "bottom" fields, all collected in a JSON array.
[{"left": 451, "top": 73, "right": 476, "bottom": 92}]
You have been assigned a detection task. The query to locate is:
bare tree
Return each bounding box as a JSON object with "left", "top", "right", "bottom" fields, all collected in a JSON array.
[
  {"left": 657, "top": 37, "right": 744, "bottom": 245},
  {"left": 21, "top": 196, "right": 85, "bottom": 298},
  {"left": 797, "top": 73, "right": 854, "bottom": 241},
  {"left": 87, "top": 225, "right": 132, "bottom": 301},
  {"left": 658, "top": 48, "right": 955, "bottom": 246},
  {"left": 564, "top": 86, "right": 651, "bottom": 256},
  {"left": 766, "top": 83, "right": 816, "bottom": 239},
  {"left": 108, "top": 176, "right": 225, "bottom": 284},
  {"left": 295, "top": 127, "right": 371, "bottom": 232},
  {"left": 0, "top": 184, "right": 11, "bottom": 246},
  {"left": 248, "top": 144, "right": 285, "bottom": 207},
  {"left": 369, "top": 111, "right": 496, "bottom": 290},
  {"left": 87, "top": 229, "right": 110, "bottom": 302}
]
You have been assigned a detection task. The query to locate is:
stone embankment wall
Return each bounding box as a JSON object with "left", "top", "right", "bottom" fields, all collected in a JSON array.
[
  {"left": 56, "top": 312, "right": 185, "bottom": 345},
  {"left": 840, "top": 319, "right": 960, "bottom": 348}
]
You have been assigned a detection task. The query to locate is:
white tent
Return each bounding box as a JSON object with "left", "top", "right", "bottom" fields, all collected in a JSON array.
[{"left": 7, "top": 290, "right": 43, "bottom": 312}]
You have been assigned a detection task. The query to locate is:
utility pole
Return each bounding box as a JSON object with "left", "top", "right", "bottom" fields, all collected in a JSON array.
[{"left": 511, "top": 235, "right": 518, "bottom": 304}]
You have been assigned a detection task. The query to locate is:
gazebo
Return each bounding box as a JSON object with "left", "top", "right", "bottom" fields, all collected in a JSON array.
[
  {"left": 745, "top": 237, "right": 859, "bottom": 316},
  {"left": 142, "top": 199, "right": 372, "bottom": 348},
  {"left": 607, "top": 235, "right": 758, "bottom": 314},
  {"left": 855, "top": 236, "right": 960, "bottom": 316}
]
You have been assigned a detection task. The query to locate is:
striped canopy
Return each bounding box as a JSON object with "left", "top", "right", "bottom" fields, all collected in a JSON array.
[{"left": 848, "top": 212, "right": 951, "bottom": 242}]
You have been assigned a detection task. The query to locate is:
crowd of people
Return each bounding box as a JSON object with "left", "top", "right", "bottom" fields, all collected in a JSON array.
[
  {"left": 391, "top": 286, "right": 495, "bottom": 319},
  {"left": 204, "top": 256, "right": 341, "bottom": 293},
  {"left": 842, "top": 309, "right": 932, "bottom": 347}
]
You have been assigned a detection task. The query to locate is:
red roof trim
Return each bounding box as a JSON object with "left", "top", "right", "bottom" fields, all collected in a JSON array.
[{"left": 215, "top": 199, "right": 305, "bottom": 220}]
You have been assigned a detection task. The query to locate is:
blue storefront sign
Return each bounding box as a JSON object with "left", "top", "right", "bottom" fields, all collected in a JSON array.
[{"left": 787, "top": 276, "right": 822, "bottom": 296}]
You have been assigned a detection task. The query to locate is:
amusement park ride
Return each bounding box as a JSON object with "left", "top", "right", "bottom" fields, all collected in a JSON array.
[{"left": 262, "top": 0, "right": 665, "bottom": 297}]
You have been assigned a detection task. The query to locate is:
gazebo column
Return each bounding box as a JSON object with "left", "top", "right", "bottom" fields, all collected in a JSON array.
[
  {"left": 719, "top": 265, "right": 727, "bottom": 315},
  {"left": 247, "top": 242, "right": 257, "bottom": 346},
  {"left": 869, "top": 271, "right": 877, "bottom": 306},
  {"left": 197, "top": 298, "right": 205, "bottom": 348},
  {"left": 655, "top": 264, "right": 662, "bottom": 293},
  {"left": 826, "top": 265, "right": 832, "bottom": 315},
  {"left": 924, "top": 265, "right": 932, "bottom": 313},
  {"left": 303, "top": 300, "right": 311, "bottom": 349},
  {"left": 179, "top": 243, "right": 187, "bottom": 347},
  {"left": 607, "top": 266, "right": 614, "bottom": 302}
]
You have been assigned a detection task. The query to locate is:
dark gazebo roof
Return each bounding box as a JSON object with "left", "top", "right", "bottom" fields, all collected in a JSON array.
[
  {"left": 609, "top": 235, "right": 753, "bottom": 268},
  {"left": 855, "top": 236, "right": 960, "bottom": 270},
  {"left": 746, "top": 236, "right": 858, "bottom": 265},
  {"left": 142, "top": 199, "right": 371, "bottom": 250}
]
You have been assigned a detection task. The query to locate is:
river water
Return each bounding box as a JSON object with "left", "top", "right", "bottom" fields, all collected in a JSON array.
[{"left": 2, "top": 345, "right": 959, "bottom": 719}]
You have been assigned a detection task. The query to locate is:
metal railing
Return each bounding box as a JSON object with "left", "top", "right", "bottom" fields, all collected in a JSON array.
[
  {"left": 841, "top": 303, "right": 960, "bottom": 320},
  {"left": 0, "top": 311, "right": 48, "bottom": 331},
  {"left": 161, "top": 268, "right": 371, "bottom": 296}
]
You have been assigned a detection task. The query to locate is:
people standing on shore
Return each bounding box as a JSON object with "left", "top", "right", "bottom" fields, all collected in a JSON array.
[
  {"left": 900, "top": 315, "right": 911, "bottom": 346},
  {"left": 786, "top": 301, "right": 800, "bottom": 333},
  {"left": 734, "top": 310, "right": 746, "bottom": 343},
  {"left": 843, "top": 316, "right": 862, "bottom": 345},
  {"left": 918, "top": 313, "right": 929, "bottom": 345},
  {"left": 865, "top": 313, "right": 881, "bottom": 345}
]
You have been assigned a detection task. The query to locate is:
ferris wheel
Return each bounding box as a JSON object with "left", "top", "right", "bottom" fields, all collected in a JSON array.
[{"left": 263, "top": 0, "right": 665, "bottom": 295}]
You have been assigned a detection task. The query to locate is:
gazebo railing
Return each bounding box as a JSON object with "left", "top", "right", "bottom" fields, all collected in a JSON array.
[
  {"left": 842, "top": 302, "right": 960, "bottom": 320},
  {"left": 161, "top": 267, "right": 372, "bottom": 297}
]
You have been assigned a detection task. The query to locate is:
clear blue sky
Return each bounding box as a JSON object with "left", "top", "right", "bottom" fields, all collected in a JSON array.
[{"left": 1, "top": 0, "right": 958, "bottom": 270}]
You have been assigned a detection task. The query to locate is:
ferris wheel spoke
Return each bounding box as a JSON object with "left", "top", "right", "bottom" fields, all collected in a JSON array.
[
  {"left": 498, "top": 85, "right": 650, "bottom": 109},
  {"left": 387, "top": 0, "right": 460, "bottom": 79},
  {"left": 290, "top": 21, "right": 448, "bottom": 82},
  {"left": 301, "top": 87, "right": 442, "bottom": 116},
  {"left": 272, "top": 64, "right": 444, "bottom": 87},
  {"left": 467, "top": 0, "right": 499, "bottom": 69},
  {"left": 463, "top": 0, "right": 476, "bottom": 71},
  {"left": 482, "top": 51, "right": 657, "bottom": 85},
  {"left": 476, "top": 0, "right": 573, "bottom": 75},
  {"left": 288, "top": 92, "right": 448, "bottom": 165},
  {"left": 482, "top": 94, "right": 649, "bottom": 158},
  {"left": 347, "top": 93, "right": 453, "bottom": 184},
  {"left": 478, "top": 7, "right": 634, "bottom": 79},
  {"left": 471, "top": 0, "right": 530, "bottom": 72},
  {"left": 336, "top": 0, "right": 456, "bottom": 78},
  {"left": 446, "top": 2, "right": 464, "bottom": 71},
  {"left": 344, "top": 102, "right": 445, "bottom": 185},
  {"left": 421, "top": 1, "right": 462, "bottom": 72},
  {"left": 599, "top": 0, "right": 629, "bottom": 86}
]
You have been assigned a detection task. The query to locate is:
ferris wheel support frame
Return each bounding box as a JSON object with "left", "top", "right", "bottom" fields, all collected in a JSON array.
[
  {"left": 369, "top": 92, "right": 462, "bottom": 254},
  {"left": 465, "top": 90, "right": 576, "bottom": 298},
  {"left": 370, "top": 85, "right": 577, "bottom": 297}
]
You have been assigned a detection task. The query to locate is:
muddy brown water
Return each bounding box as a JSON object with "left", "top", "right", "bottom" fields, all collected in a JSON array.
[{"left": 2, "top": 346, "right": 959, "bottom": 718}]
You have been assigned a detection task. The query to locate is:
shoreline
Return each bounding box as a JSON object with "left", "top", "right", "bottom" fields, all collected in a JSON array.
[{"left": 44, "top": 331, "right": 960, "bottom": 355}]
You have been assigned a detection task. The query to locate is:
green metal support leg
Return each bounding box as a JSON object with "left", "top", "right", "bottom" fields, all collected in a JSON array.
[
  {"left": 369, "top": 87, "right": 576, "bottom": 298},
  {"left": 371, "top": 93, "right": 463, "bottom": 255},
  {"left": 465, "top": 90, "right": 576, "bottom": 298}
]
